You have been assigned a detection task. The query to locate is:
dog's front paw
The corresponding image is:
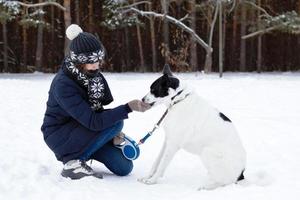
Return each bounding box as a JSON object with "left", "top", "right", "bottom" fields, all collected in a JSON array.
[{"left": 138, "top": 177, "right": 157, "bottom": 185}]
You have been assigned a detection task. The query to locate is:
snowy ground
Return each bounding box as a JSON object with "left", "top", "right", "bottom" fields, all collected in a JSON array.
[{"left": 0, "top": 72, "right": 300, "bottom": 200}]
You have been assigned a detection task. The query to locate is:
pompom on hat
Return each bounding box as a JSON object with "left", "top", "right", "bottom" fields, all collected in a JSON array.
[{"left": 65, "top": 24, "right": 105, "bottom": 64}]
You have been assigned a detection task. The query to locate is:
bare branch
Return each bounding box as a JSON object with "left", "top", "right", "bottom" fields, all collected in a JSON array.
[
  {"left": 12, "top": 1, "right": 66, "bottom": 11},
  {"left": 195, "top": 1, "right": 210, "bottom": 10},
  {"left": 179, "top": 14, "right": 189, "bottom": 22},
  {"left": 119, "top": 1, "right": 152, "bottom": 10},
  {"left": 209, "top": 1, "right": 219, "bottom": 46},
  {"left": 228, "top": 0, "right": 237, "bottom": 13},
  {"left": 243, "top": 0, "right": 271, "bottom": 18},
  {"left": 242, "top": 24, "right": 284, "bottom": 39},
  {"left": 127, "top": 7, "right": 212, "bottom": 53}
]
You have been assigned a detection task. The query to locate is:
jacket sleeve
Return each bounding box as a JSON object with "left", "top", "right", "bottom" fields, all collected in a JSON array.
[{"left": 53, "top": 78, "right": 131, "bottom": 132}]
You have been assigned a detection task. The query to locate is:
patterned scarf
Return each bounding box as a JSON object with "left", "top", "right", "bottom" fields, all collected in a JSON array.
[{"left": 62, "top": 56, "right": 112, "bottom": 111}]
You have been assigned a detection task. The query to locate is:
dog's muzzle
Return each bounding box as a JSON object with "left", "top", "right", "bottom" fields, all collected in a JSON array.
[{"left": 142, "top": 96, "right": 155, "bottom": 106}]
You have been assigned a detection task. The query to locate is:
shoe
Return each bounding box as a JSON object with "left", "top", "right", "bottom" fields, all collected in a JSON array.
[{"left": 61, "top": 160, "right": 103, "bottom": 180}]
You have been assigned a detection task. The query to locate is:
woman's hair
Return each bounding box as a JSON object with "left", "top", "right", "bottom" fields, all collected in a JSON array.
[{"left": 77, "top": 64, "right": 85, "bottom": 72}]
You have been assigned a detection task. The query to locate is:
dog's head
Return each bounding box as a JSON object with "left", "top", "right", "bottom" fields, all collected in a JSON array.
[{"left": 142, "top": 64, "right": 180, "bottom": 107}]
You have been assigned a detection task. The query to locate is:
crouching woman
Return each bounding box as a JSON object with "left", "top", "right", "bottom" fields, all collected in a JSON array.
[{"left": 41, "top": 24, "right": 150, "bottom": 179}]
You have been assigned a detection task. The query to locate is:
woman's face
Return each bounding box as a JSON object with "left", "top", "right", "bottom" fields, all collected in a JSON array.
[{"left": 84, "top": 62, "right": 99, "bottom": 71}]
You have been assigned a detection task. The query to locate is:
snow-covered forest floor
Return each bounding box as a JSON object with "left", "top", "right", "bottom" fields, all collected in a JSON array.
[{"left": 1, "top": 72, "right": 300, "bottom": 200}]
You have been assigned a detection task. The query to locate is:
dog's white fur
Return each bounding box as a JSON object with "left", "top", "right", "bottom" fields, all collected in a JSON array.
[{"left": 140, "top": 82, "right": 247, "bottom": 190}]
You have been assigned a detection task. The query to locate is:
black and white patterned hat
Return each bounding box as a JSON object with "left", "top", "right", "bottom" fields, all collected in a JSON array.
[{"left": 66, "top": 24, "right": 105, "bottom": 64}]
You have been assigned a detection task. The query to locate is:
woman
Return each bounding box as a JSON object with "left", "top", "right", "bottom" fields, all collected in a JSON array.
[{"left": 41, "top": 24, "right": 150, "bottom": 180}]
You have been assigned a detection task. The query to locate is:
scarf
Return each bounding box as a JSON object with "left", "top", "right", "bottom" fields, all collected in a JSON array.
[{"left": 62, "top": 56, "right": 113, "bottom": 111}]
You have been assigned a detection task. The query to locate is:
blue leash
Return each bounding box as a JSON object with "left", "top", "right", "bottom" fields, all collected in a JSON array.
[
  {"left": 138, "top": 90, "right": 187, "bottom": 145},
  {"left": 118, "top": 90, "right": 189, "bottom": 160},
  {"left": 138, "top": 109, "right": 169, "bottom": 145}
]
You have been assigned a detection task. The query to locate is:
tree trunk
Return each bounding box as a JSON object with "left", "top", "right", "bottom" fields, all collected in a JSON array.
[
  {"left": 257, "top": 0, "right": 262, "bottom": 73},
  {"left": 161, "top": 0, "right": 170, "bottom": 63},
  {"left": 189, "top": 0, "right": 198, "bottom": 71},
  {"left": 64, "top": 0, "right": 71, "bottom": 55},
  {"left": 88, "top": 0, "right": 94, "bottom": 32},
  {"left": 124, "top": 27, "right": 131, "bottom": 70},
  {"left": 204, "top": 6, "right": 212, "bottom": 73},
  {"left": 22, "top": 26, "right": 28, "bottom": 72},
  {"left": 204, "top": 2, "right": 219, "bottom": 73},
  {"left": 35, "top": 0, "right": 44, "bottom": 72},
  {"left": 133, "top": 0, "right": 145, "bottom": 71},
  {"left": 240, "top": 2, "right": 247, "bottom": 72},
  {"left": 50, "top": 4, "right": 55, "bottom": 70},
  {"left": 136, "top": 24, "right": 145, "bottom": 72},
  {"left": 232, "top": 7, "right": 238, "bottom": 70},
  {"left": 219, "top": 1, "right": 223, "bottom": 78},
  {"left": 222, "top": 5, "right": 226, "bottom": 72},
  {"left": 75, "top": 0, "right": 80, "bottom": 24},
  {"left": 297, "top": 0, "right": 300, "bottom": 67},
  {"left": 2, "top": 21, "right": 9, "bottom": 72},
  {"left": 149, "top": 3, "right": 157, "bottom": 72}
]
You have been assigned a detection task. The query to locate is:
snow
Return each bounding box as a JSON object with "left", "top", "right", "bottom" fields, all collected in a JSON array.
[
  {"left": 1, "top": 72, "right": 300, "bottom": 200},
  {"left": 0, "top": 0, "right": 20, "bottom": 15}
]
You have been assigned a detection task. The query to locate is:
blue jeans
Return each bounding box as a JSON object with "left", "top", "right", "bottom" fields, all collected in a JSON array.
[{"left": 79, "top": 121, "right": 133, "bottom": 176}]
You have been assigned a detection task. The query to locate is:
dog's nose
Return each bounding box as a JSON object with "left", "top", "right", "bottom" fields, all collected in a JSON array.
[{"left": 142, "top": 97, "right": 146, "bottom": 102}]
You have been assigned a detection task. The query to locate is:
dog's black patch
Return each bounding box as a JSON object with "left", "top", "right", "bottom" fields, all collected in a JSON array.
[
  {"left": 150, "top": 74, "right": 179, "bottom": 98},
  {"left": 237, "top": 169, "right": 245, "bottom": 182},
  {"left": 219, "top": 112, "right": 232, "bottom": 122}
]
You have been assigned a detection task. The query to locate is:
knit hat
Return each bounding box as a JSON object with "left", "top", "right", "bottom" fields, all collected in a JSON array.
[{"left": 66, "top": 24, "right": 105, "bottom": 64}]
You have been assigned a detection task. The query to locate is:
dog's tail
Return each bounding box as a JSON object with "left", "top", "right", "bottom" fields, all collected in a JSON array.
[
  {"left": 236, "top": 169, "right": 274, "bottom": 187},
  {"left": 237, "top": 169, "right": 245, "bottom": 182}
]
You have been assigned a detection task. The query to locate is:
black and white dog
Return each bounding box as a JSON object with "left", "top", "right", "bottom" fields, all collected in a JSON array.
[{"left": 140, "top": 65, "right": 246, "bottom": 190}]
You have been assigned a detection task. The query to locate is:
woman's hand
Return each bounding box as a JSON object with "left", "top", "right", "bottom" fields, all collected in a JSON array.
[{"left": 127, "top": 100, "right": 151, "bottom": 112}]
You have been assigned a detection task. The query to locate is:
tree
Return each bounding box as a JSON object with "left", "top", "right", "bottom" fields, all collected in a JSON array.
[
  {"left": 203, "top": 1, "right": 219, "bottom": 73},
  {"left": 240, "top": 1, "right": 247, "bottom": 71},
  {"left": 240, "top": 0, "right": 300, "bottom": 72},
  {"left": 133, "top": 0, "right": 145, "bottom": 72},
  {"left": 219, "top": 1, "right": 224, "bottom": 77},
  {"left": 120, "top": 4, "right": 212, "bottom": 71},
  {"left": 101, "top": 0, "right": 141, "bottom": 71},
  {"left": 63, "top": 0, "right": 71, "bottom": 55},
  {"left": 198, "top": 0, "right": 235, "bottom": 76},
  {"left": 242, "top": 1, "right": 300, "bottom": 39},
  {"left": 0, "top": 0, "right": 65, "bottom": 72},
  {"left": 89, "top": 0, "right": 94, "bottom": 32},
  {"left": 188, "top": 0, "right": 198, "bottom": 71},
  {"left": 161, "top": 0, "right": 170, "bottom": 63},
  {"left": 0, "top": 0, "right": 20, "bottom": 72},
  {"left": 257, "top": 0, "right": 262, "bottom": 72},
  {"left": 35, "top": 0, "right": 45, "bottom": 72},
  {"left": 148, "top": 2, "right": 157, "bottom": 71}
]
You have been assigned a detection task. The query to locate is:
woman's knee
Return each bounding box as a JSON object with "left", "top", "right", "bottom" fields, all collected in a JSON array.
[
  {"left": 112, "top": 160, "right": 133, "bottom": 176},
  {"left": 114, "top": 120, "right": 124, "bottom": 134},
  {"left": 92, "top": 143, "right": 133, "bottom": 176}
]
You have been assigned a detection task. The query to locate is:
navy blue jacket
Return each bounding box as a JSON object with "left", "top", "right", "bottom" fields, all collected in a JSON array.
[{"left": 41, "top": 69, "right": 131, "bottom": 163}]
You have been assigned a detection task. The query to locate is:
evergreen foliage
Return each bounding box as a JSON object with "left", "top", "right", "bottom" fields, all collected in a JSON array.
[{"left": 101, "top": 0, "right": 141, "bottom": 30}]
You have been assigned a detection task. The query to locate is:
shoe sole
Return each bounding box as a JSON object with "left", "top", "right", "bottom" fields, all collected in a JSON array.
[{"left": 61, "top": 169, "right": 103, "bottom": 180}]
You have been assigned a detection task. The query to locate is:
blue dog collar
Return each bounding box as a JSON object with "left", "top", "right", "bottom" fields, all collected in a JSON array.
[{"left": 115, "top": 135, "right": 140, "bottom": 160}]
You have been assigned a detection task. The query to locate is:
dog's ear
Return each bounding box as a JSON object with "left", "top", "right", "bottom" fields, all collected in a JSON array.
[{"left": 162, "top": 64, "right": 173, "bottom": 76}]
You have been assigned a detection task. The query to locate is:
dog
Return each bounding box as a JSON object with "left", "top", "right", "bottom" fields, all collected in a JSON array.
[{"left": 139, "top": 64, "right": 246, "bottom": 190}]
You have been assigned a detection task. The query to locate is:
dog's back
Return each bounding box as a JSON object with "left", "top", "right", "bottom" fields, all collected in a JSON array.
[{"left": 164, "top": 90, "right": 246, "bottom": 186}]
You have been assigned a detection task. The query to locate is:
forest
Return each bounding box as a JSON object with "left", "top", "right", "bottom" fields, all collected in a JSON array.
[{"left": 1, "top": 0, "right": 300, "bottom": 73}]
